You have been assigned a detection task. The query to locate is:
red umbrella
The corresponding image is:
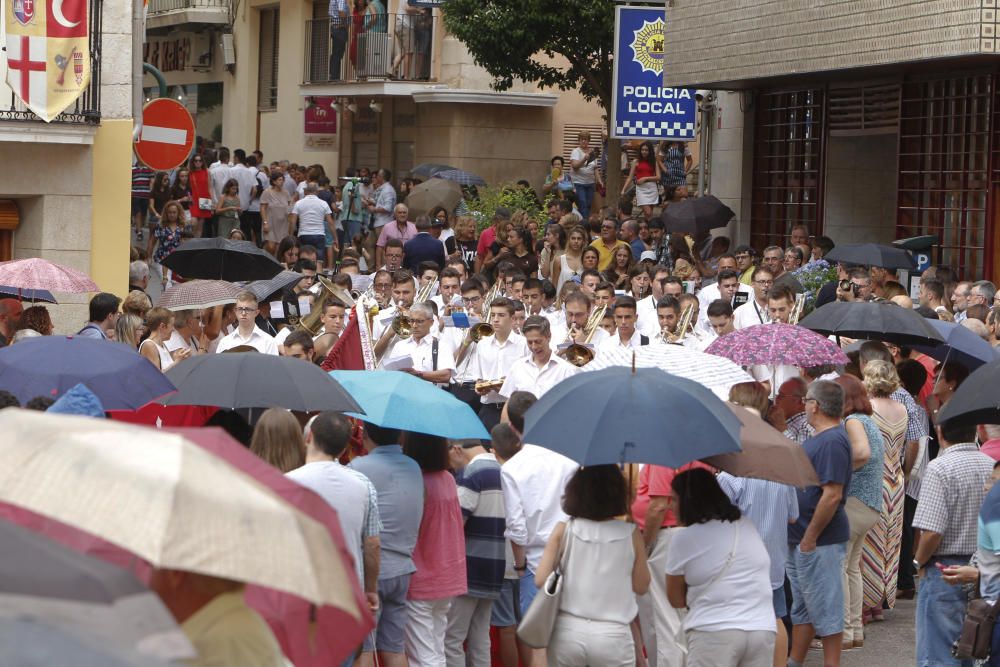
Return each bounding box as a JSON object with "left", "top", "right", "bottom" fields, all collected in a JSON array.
[
  {"left": 107, "top": 401, "right": 218, "bottom": 427},
  {"left": 0, "top": 258, "right": 99, "bottom": 293},
  {"left": 1, "top": 425, "right": 374, "bottom": 667}
]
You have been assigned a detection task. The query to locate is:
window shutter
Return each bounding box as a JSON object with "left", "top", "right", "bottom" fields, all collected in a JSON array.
[{"left": 257, "top": 7, "right": 280, "bottom": 111}]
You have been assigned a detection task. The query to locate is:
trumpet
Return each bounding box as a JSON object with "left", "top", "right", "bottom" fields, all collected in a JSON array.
[
  {"left": 789, "top": 292, "right": 807, "bottom": 325},
  {"left": 562, "top": 305, "right": 606, "bottom": 367}
]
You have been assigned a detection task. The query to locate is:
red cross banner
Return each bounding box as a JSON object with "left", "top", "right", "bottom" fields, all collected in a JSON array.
[{"left": 4, "top": 0, "right": 90, "bottom": 122}]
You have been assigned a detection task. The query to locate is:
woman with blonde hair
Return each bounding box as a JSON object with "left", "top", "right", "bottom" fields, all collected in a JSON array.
[
  {"left": 139, "top": 307, "right": 182, "bottom": 371},
  {"left": 860, "top": 359, "right": 908, "bottom": 622},
  {"left": 728, "top": 381, "right": 770, "bottom": 417},
  {"left": 556, "top": 226, "right": 587, "bottom": 292},
  {"left": 122, "top": 289, "right": 153, "bottom": 321},
  {"left": 452, "top": 215, "right": 478, "bottom": 272},
  {"left": 250, "top": 408, "right": 306, "bottom": 472},
  {"left": 115, "top": 313, "right": 145, "bottom": 349}
]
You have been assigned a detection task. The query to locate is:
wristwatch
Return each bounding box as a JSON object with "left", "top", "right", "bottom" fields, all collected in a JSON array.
[
  {"left": 513, "top": 563, "right": 527, "bottom": 572},
  {"left": 913, "top": 558, "right": 922, "bottom": 572}
]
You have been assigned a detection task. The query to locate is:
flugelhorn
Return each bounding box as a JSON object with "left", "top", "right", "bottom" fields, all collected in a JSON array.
[{"left": 562, "top": 305, "right": 606, "bottom": 367}]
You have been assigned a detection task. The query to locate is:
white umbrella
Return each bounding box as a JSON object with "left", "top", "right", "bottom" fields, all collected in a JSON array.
[
  {"left": 0, "top": 410, "right": 361, "bottom": 619},
  {"left": 583, "top": 344, "right": 754, "bottom": 399}
]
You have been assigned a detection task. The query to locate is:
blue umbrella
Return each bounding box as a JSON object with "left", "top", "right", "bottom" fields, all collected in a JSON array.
[
  {"left": 330, "top": 370, "right": 489, "bottom": 440},
  {"left": 979, "top": 481, "right": 1000, "bottom": 554},
  {"left": 432, "top": 169, "right": 487, "bottom": 187},
  {"left": 913, "top": 319, "right": 1000, "bottom": 370},
  {"left": 0, "top": 336, "right": 175, "bottom": 410},
  {"left": 521, "top": 366, "right": 742, "bottom": 467},
  {"left": 0, "top": 285, "right": 56, "bottom": 303}
]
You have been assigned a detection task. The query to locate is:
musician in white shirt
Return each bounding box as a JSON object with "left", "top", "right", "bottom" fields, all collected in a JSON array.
[
  {"left": 749, "top": 286, "right": 799, "bottom": 398},
  {"left": 732, "top": 267, "right": 774, "bottom": 330},
  {"left": 636, "top": 265, "right": 672, "bottom": 337},
  {"left": 549, "top": 290, "right": 610, "bottom": 353},
  {"left": 500, "top": 316, "right": 578, "bottom": 400},
  {"left": 598, "top": 295, "right": 649, "bottom": 355},
  {"left": 389, "top": 302, "right": 454, "bottom": 386},
  {"left": 472, "top": 297, "right": 529, "bottom": 429},
  {"left": 697, "top": 268, "right": 750, "bottom": 333}
]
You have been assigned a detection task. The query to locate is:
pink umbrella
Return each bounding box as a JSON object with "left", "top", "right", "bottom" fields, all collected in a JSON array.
[
  {"left": 1, "top": 426, "right": 374, "bottom": 667},
  {"left": 705, "top": 322, "right": 849, "bottom": 368},
  {"left": 0, "top": 258, "right": 99, "bottom": 293}
]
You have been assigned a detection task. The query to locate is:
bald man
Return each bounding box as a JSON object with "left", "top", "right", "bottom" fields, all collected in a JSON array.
[{"left": 0, "top": 298, "right": 23, "bottom": 347}]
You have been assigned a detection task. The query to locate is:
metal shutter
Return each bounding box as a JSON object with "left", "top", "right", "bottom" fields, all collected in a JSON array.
[{"left": 257, "top": 7, "right": 280, "bottom": 111}]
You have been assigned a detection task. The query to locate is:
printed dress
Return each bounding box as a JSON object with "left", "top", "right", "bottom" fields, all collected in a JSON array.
[{"left": 861, "top": 409, "right": 907, "bottom": 609}]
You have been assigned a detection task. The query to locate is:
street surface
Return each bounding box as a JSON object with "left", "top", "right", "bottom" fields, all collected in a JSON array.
[{"left": 805, "top": 598, "right": 916, "bottom": 666}]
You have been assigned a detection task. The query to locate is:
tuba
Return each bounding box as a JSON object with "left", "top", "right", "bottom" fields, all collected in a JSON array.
[
  {"left": 298, "top": 274, "right": 341, "bottom": 336},
  {"left": 788, "top": 292, "right": 807, "bottom": 325},
  {"left": 562, "top": 305, "right": 606, "bottom": 367}
]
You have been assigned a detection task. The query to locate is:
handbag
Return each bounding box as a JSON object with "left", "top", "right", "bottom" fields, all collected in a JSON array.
[
  {"left": 198, "top": 197, "right": 214, "bottom": 211},
  {"left": 954, "top": 596, "right": 1000, "bottom": 659},
  {"left": 516, "top": 520, "right": 575, "bottom": 649}
]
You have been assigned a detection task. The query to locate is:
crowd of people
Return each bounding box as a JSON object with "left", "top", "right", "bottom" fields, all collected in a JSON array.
[{"left": 4, "top": 145, "right": 1000, "bottom": 667}]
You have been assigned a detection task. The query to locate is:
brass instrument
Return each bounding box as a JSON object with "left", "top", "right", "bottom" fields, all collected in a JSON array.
[
  {"left": 474, "top": 377, "right": 506, "bottom": 393},
  {"left": 470, "top": 278, "right": 503, "bottom": 342},
  {"left": 377, "top": 279, "right": 435, "bottom": 357},
  {"left": 562, "top": 305, "right": 607, "bottom": 367},
  {"left": 298, "top": 274, "right": 341, "bottom": 336},
  {"left": 788, "top": 292, "right": 807, "bottom": 326},
  {"left": 672, "top": 303, "right": 695, "bottom": 343},
  {"left": 416, "top": 279, "right": 437, "bottom": 304}
]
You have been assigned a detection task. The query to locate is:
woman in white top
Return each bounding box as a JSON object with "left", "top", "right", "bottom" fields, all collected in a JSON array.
[
  {"left": 536, "top": 465, "right": 650, "bottom": 667},
  {"left": 665, "top": 468, "right": 776, "bottom": 667},
  {"left": 556, "top": 226, "right": 587, "bottom": 293},
  {"left": 139, "top": 307, "right": 188, "bottom": 372}
]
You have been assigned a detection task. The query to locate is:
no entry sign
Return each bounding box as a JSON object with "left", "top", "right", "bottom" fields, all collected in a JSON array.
[{"left": 134, "top": 98, "right": 195, "bottom": 171}]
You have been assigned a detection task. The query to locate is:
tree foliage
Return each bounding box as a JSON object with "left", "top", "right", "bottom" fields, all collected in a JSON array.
[{"left": 441, "top": 0, "right": 616, "bottom": 110}]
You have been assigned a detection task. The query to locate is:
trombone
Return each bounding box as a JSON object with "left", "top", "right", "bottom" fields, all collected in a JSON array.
[
  {"left": 659, "top": 303, "right": 695, "bottom": 344},
  {"left": 455, "top": 278, "right": 502, "bottom": 367},
  {"left": 789, "top": 292, "right": 807, "bottom": 325},
  {"left": 561, "top": 305, "right": 606, "bottom": 367}
]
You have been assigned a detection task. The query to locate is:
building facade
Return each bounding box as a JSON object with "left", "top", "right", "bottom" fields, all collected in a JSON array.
[
  {"left": 143, "top": 0, "right": 605, "bottom": 190},
  {"left": 0, "top": 0, "right": 133, "bottom": 332},
  {"left": 664, "top": 0, "right": 1000, "bottom": 280}
]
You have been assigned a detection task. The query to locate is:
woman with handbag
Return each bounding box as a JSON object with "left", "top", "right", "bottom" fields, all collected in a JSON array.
[
  {"left": 665, "top": 468, "right": 776, "bottom": 667},
  {"left": 532, "top": 465, "right": 649, "bottom": 666},
  {"left": 187, "top": 154, "right": 213, "bottom": 238}
]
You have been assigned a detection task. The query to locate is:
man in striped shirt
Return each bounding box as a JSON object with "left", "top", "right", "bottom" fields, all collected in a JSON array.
[{"left": 444, "top": 436, "right": 507, "bottom": 666}]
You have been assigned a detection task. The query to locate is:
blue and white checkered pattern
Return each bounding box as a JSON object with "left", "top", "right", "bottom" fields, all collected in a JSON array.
[{"left": 615, "top": 120, "right": 696, "bottom": 138}]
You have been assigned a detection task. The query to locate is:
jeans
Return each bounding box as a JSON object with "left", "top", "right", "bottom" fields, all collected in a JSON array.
[
  {"left": 518, "top": 568, "right": 538, "bottom": 617},
  {"left": 916, "top": 556, "right": 973, "bottom": 666},
  {"left": 574, "top": 183, "right": 595, "bottom": 222},
  {"left": 339, "top": 218, "right": 363, "bottom": 251},
  {"left": 329, "top": 25, "right": 348, "bottom": 79},
  {"left": 786, "top": 542, "right": 846, "bottom": 638}
]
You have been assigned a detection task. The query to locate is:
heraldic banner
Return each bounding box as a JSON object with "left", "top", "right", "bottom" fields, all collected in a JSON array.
[{"left": 5, "top": 0, "right": 90, "bottom": 122}]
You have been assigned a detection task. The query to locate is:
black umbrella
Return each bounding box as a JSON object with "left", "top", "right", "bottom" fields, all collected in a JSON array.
[
  {"left": 662, "top": 195, "right": 735, "bottom": 235},
  {"left": 163, "top": 353, "right": 363, "bottom": 413},
  {"left": 248, "top": 270, "right": 306, "bottom": 303},
  {"left": 160, "top": 238, "right": 284, "bottom": 282},
  {"left": 938, "top": 358, "right": 1000, "bottom": 426},
  {"left": 824, "top": 243, "right": 915, "bottom": 270},
  {"left": 797, "top": 301, "right": 945, "bottom": 347},
  {"left": 409, "top": 163, "right": 457, "bottom": 181}
]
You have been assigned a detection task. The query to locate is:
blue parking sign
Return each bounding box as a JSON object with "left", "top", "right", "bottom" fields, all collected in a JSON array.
[{"left": 612, "top": 7, "right": 696, "bottom": 141}]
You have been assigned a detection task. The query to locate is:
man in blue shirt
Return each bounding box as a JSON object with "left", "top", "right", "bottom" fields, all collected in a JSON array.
[
  {"left": 402, "top": 215, "right": 446, "bottom": 275},
  {"left": 76, "top": 293, "right": 121, "bottom": 340},
  {"left": 786, "top": 380, "right": 853, "bottom": 667},
  {"left": 349, "top": 422, "right": 424, "bottom": 667}
]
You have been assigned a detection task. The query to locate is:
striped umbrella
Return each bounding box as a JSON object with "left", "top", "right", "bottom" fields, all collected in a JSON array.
[
  {"left": 432, "top": 169, "right": 486, "bottom": 187},
  {"left": 0, "top": 258, "right": 97, "bottom": 293},
  {"left": 156, "top": 280, "right": 242, "bottom": 311}
]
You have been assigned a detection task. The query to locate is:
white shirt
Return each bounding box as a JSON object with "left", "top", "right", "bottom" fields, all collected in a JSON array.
[
  {"left": 499, "top": 354, "right": 579, "bottom": 400},
  {"left": 439, "top": 326, "right": 476, "bottom": 383},
  {"left": 750, "top": 363, "right": 800, "bottom": 399},
  {"left": 286, "top": 461, "right": 370, "bottom": 588},
  {"left": 636, "top": 294, "right": 658, "bottom": 337},
  {"left": 372, "top": 182, "right": 397, "bottom": 229},
  {"left": 570, "top": 146, "right": 597, "bottom": 185},
  {"left": 229, "top": 163, "right": 257, "bottom": 210},
  {"left": 291, "top": 195, "right": 333, "bottom": 236},
  {"left": 697, "top": 282, "right": 751, "bottom": 333},
  {"left": 388, "top": 335, "right": 454, "bottom": 384},
  {"left": 732, "top": 298, "right": 770, "bottom": 330},
  {"left": 215, "top": 325, "right": 279, "bottom": 355},
  {"left": 597, "top": 329, "right": 644, "bottom": 356},
  {"left": 472, "top": 332, "right": 529, "bottom": 404},
  {"left": 248, "top": 168, "right": 267, "bottom": 213},
  {"left": 208, "top": 162, "right": 232, "bottom": 202},
  {"left": 164, "top": 329, "right": 199, "bottom": 354},
  {"left": 500, "top": 444, "right": 579, "bottom": 571}
]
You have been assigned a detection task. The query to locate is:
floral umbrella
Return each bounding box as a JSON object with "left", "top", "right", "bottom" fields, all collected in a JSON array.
[{"left": 705, "top": 322, "right": 849, "bottom": 368}]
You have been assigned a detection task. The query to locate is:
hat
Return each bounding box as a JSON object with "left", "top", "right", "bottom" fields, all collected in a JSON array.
[{"left": 640, "top": 250, "right": 657, "bottom": 262}]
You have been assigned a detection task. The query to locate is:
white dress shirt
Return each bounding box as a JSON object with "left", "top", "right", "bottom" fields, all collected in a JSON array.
[
  {"left": 697, "top": 282, "right": 752, "bottom": 332},
  {"left": 208, "top": 162, "right": 232, "bottom": 202},
  {"left": 472, "top": 332, "right": 529, "bottom": 404},
  {"left": 215, "top": 325, "right": 278, "bottom": 355},
  {"left": 636, "top": 294, "right": 658, "bottom": 337},
  {"left": 499, "top": 353, "right": 579, "bottom": 399},
  {"left": 229, "top": 163, "right": 257, "bottom": 211},
  {"left": 389, "top": 334, "right": 454, "bottom": 385},
  {"left": 440, "top": 326, "right": 476, "bottom": 383},
  {"left": 597, "top": 329, "right": 644, "bottom": 356},
  {"left": 500, "top": 444, "right": 579, "bottom": 571},
  {"left": 732, "top": 298, "right": 770, "bottom": 330}
]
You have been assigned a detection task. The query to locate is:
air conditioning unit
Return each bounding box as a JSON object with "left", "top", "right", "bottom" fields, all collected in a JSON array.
[
  {"left": 221, "top": 33, "right": 236, "bottom": 67},
  {"left": 191, "top": 32, "right": 212, "bottom": 70}
]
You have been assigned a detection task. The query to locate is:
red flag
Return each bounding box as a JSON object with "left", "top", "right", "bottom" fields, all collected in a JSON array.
[{"left": 321, "top": 308, "right": 366, "bottom": 371}]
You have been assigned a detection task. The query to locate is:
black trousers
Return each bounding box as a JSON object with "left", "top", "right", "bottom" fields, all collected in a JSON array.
[
  {"left": 449, "top": 383, "right": 481, "bottom": 413},
  {"left": 898, "top": 494, "right": 918, "bottom": 590},
  {"left": 329, "top": 26, "right": 348, "bottom": 80},
  {"left": 241, "top": 211, "right": 263, "bottom": 246},
  {"left": 478, "top": 402, "right": 505, "bottom": 432}
]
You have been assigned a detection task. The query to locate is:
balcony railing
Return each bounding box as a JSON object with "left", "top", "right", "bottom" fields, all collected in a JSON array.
[
  {"left": 304, "top": 13, "right": 436, "bottom": 84},
  {"left": 147, "top": 0, "right": 230, "bottom": 14},
  {"left": 0, "top": 0, "right": 101, "bottom": 124}
]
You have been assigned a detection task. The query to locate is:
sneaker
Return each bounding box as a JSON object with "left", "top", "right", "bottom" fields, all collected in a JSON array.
[{"left": 136, "top": 229, "right": 144, "bottom": 242}]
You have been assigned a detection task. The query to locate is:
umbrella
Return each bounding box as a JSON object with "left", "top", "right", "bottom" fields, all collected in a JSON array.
[
  {"left": 582, "top": 343, "right": 753, "bottom": 399},
  {"left": 405, "top": 178, "right": 463, "bottom": 218},
  {"left": 47, "top": 383, "right": 106, "bottom": 417},
  {"left": 662, "top": 195, "right": 735, "bottom": 236},
  {"left": 433, "top": 169, "right": 487, "bottom": 187},
  {"left": 979, "top": 482, "right": 1000, "bottom": 553},
  {"left": 156, "top": 279, "right": 242, "bottom": 311},
  {"left": 0, "top": 519, "right": 194, "bottom": 662},
  {"left": 410, "top": 163, "right": 458, "bottom": 180},
  {"left": 0, "top": 257, "right": 98, "bottom": 293},
  {"left": 824, "top": 243, "right": 916, "bottom": 271},
  {"left": 703, "top": 404, "right": 819, "bottom": 488},
  {"left": 0, "top": 410, "right": 365, "bottom": 617},
  {"left": 248, "top": 270, "right": 306, "bottom": 303},
  {"left": 0, "top": 336, "right": 176, "bottom": 409},
  {"left": 0, "top": 285, "right": 56, "bottom": 303},
  {"left": 937, "top": 358, "right": 1000, "bottom": 426},
  {"left": 520, "top": 366, "right": 742, "bottom": 467},
  {"left": 797, "top": 301, "right": 945, "bottom": 347},
  {"left": 705, "top": 322, "right": 849, "bottom": 368},
  {"left": 912, "top": 319, "right": 1000, "bottom": 370},
  {"left": 160, "top": 238, "right": 284, "bottom": 282},
  {"left": 164, "top": 353, "right": 363, "bottom": 413},
  {"left": 0, "top": 618, "right": 175, "bottom": 667},
  {"left": 330, "top": 370, "right": 490, "bottom": 439}
]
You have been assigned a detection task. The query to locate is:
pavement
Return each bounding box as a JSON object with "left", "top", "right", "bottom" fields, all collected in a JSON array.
[{"left": 804, "top": 597, "right": 916, "bottom": 666}]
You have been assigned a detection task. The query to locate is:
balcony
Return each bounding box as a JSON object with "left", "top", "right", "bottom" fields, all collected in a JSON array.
[
  {"left": 146, "top": 0, "right": 231, "bottom": 31},
  {"left": 303, "top": 13, "right": 437, "bottom": 88}
]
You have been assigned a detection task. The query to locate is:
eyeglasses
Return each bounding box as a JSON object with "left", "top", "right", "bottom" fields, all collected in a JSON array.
[
  {"left": 463, "top": 296, "right": 483, "bottom": 305},
  {"left": 804, "top": 398, "right": 818, "bottom": 405},
  {"left": 735, "top": 254, "right": 751, "bottom": 260},
  {"left": 409, "top": 318, "right": 430, "bottom": 325},
  {"left": 754, "top": 279, "right": 773, "bottom": 286},
  {"left": 235, "top": 307, "right": 256, "bottom": 315}
]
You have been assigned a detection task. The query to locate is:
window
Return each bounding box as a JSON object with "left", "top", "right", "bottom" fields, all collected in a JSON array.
[{"left": 258, "top": 7, "right": 280, "bottom": 111}]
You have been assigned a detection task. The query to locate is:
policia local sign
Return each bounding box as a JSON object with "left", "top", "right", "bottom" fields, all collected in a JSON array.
[{"left": 611, "top": 7, "right": 696, "bottom": 140}]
